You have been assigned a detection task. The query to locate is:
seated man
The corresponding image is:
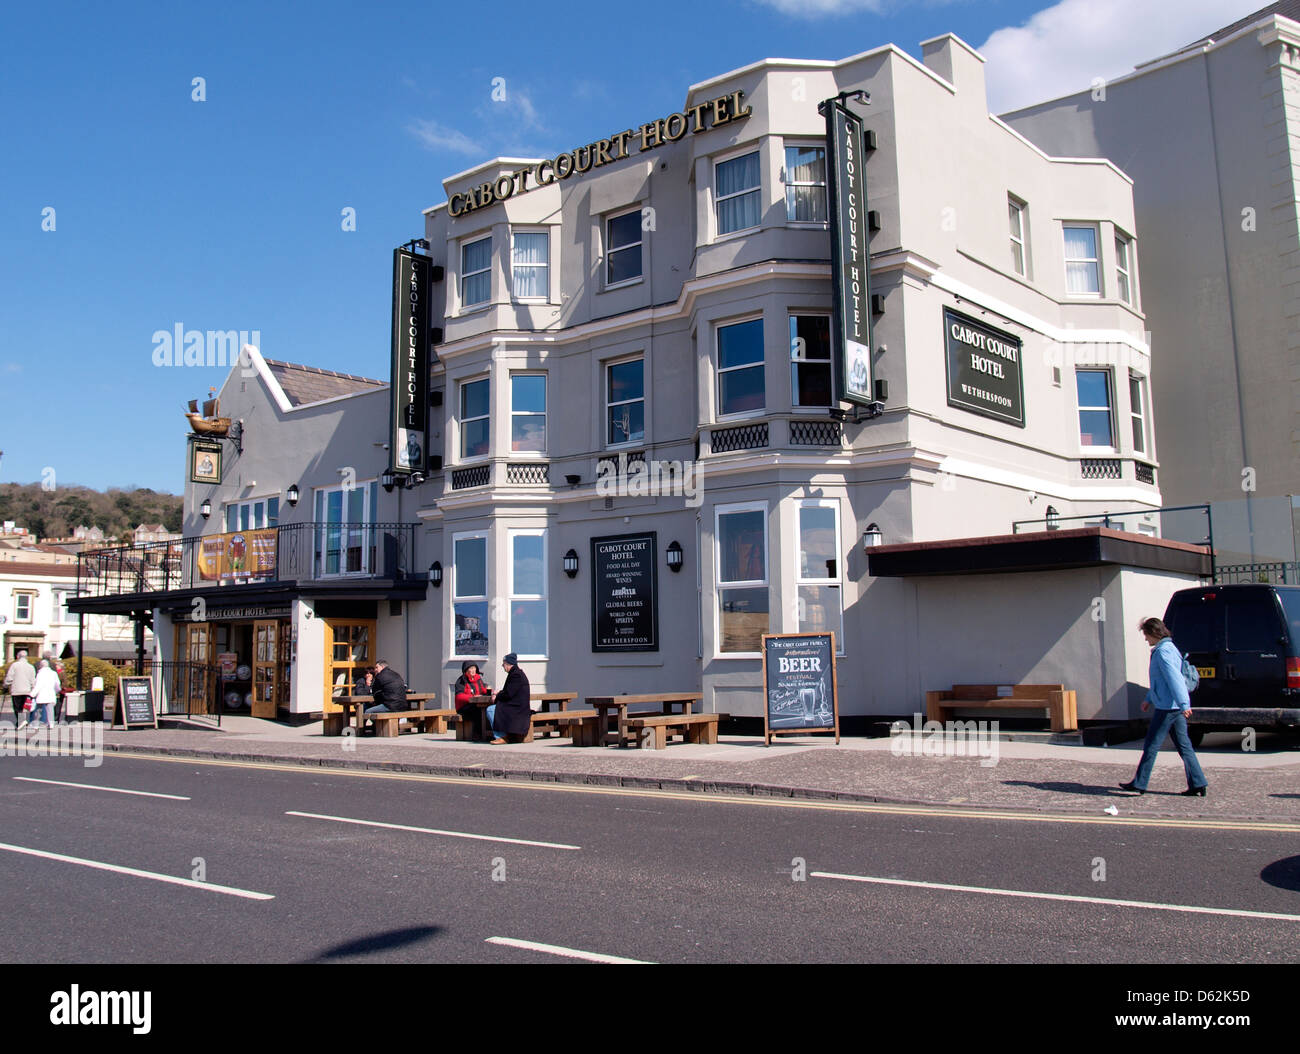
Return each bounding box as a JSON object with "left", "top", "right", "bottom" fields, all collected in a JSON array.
[
  {"left": 486, "top": 653, "right": 530, "bottom": 744},
  {"left": 363, "top": 660, "right": 409, "bottom": 714}
]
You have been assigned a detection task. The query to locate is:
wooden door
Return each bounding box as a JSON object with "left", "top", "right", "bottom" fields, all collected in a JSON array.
[
  {"left": 176, "top": 623, "right": 214, "bottom": 714},
  {"left": 322, "top": 619, "right": 375, "bottom": 714},
  {"left": 252, "top": 620, "right": 278, "bottom": 719}
]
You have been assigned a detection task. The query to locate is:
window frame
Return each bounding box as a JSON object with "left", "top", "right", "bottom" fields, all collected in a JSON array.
[
  {"left": 452, "top": 531, "right": 490, "bottom": 660},
  {"left": 460, "top": 235, "right": 492, "bottom": 309},
  {"left": 604, "top": 207, "right": 644, "bottom": 290},
  {"left": 1076, "top": 367, "right": 1116, "bottom": 451},
  {"left": 507, "top": 527, "right": 548, "bottom": 660},
  {"left": 714, "top": 500, "right": 769, "bottom": 658},
  {"left": 1115, "top": 232, "right": 1133, "bottom": 305},
  {"left": 312, "top": 479, "right": 380, "bottom": 578},
  {"left": 224, "top": 495, "right": 280, "bottom": 533},
  {"left": 716, "top": 315, "right": 766, "bottom": 419},
  {"left": 795, "top": 499, "right": 844, "bottom": 653},
  {"left": 714, "top": 148, "right": 762, "bottom": 239},
  {"left": 1129, "top": 372, "right": 1148, "bottom": 456},
  {"left": 789, "top": 313, "right": 833, "bottom": 409},
  {"left": 52, "top": 588, "right": 78, "bottom": 626},
  {"left": 510, "top": 228, "right": 550, "bottom": 302},
  {"left": 783, "top": 142, "right": 828, "bottom": 226},
  {"left": 1008, "top": 196, "right": 1028, "bottom": 277},
  {"left": 605, "top": 355, "right": 646, "bottom": 449},
  {"left": 459, "top": 375, "right": 491, "bottom": 462},
  {"left": 510, "top": 372, "right": 547, "bottom": 455},
  {"left": 1063, "top": 223, "right": 1102, "bottom": 297},
  {"left": 14, "top": 591, "right": 35, "bottom": 624}
]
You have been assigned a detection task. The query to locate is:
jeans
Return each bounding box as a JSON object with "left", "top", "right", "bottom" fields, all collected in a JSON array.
[
  {"left": 1131, "top": 708, "right": 1207, "bottom": 790},
  {"left": 363, "top": 703, "right": 391, "bottom": 714},
  {"left": 486, "top": 704, "right": 504, "bottom": 738},
  {"left": 29, "top": 703, "right": 54, "bottom": 727}
]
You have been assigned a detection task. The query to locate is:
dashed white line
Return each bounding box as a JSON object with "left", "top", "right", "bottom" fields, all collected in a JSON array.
[
  {"left": 12, "top": 777, "right": 190, "bottom": 800},
  {"left": 813, "top": 871, "right": 1300, "bottom": 922},
  {"left": 285, "top": 811, "right": 581, "bottom": 850},
  {"left": 0, "top": 842, "right": 273, "bottom": 900},
  {"left": 485, "top": 937, "right": 651, "bottom": 963}
]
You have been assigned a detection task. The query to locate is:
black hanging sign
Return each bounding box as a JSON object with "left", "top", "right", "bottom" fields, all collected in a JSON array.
[
  {"left": 824, "top": 98, "right": 874, "bottom": 406},
  {"left": 389, "top": 248, "right": 432, "bottom": 476}
]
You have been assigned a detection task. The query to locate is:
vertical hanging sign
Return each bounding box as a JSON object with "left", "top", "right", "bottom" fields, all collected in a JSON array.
[
  {"left": 823, "top": 96, "right": 874, "bottom": 406},
  {"left": 389, "top": 247, "right": 431, "bottom": 476}
]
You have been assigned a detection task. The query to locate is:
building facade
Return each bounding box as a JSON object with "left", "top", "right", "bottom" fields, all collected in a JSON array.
[{"left": 76, "top": 33, "right": 1199, "bottom": 722}]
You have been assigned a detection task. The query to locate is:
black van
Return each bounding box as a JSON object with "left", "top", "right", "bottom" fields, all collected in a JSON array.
[{"left": 1161, "top": 584, "right": 1300, "bottom": 742}]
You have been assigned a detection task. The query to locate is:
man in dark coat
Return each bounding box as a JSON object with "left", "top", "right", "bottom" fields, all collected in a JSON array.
[
  {"left": 364, "top": 660, "right": 409, "bottom": 713},
  {"left": 487, "top": 653, "right": 530, "bottom": 743}
]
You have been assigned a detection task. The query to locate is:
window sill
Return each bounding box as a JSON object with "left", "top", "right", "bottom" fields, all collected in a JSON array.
[
  {"left": 458, "top": 302, "right": 492, "bottom": 316},
  {"left": 601, "top": 277, "right": 644, "bottom": 293},
  {"left": 712, "top": 223, "right": 761, "bottom": 244}
]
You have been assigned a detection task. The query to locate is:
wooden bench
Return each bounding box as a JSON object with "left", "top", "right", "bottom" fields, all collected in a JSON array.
[
  {"left": 925, "top": 684, "right": 1077, "bottom": 733},
  {"left": 621, "top": 712, "right": 727, "bottom": 750},
  {"left": 369, "top": 707, "right": 459, "bottom": 738},
  {"left": 522, "top": 709, "right": 598, "bottom": 743},
  {"left": 454, "top": 692, "right": 584, "bottom": 742}
]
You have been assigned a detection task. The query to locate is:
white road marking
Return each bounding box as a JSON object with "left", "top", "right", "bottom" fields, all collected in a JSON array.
[
  {"left": 813, "top": 871, "right": 1300, "bottom": 922},
  {"left": 12, "top": 776, "right": 189, "bottom": 800},
  {"left": 0, "top": 842, "right": 273, "bottom": 900},
  {"left": 285, "top": 811, "right": 580, "bottom": 850},
  {"left": 486, "top": 937, "right": 651, "bottom": 963}
]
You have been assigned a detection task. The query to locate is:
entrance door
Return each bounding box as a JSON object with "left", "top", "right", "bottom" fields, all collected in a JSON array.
[
  {"left": 176, "top": 623, "right": 214, "bottom": 713},
  {"left": 323, "top": 619, "right": 376, "bottom": 714},
  {"left": 252, "top": 620, "right": 280, "bottom": 719}
]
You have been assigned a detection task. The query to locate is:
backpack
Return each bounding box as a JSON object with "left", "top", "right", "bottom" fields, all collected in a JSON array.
[{"left": 1181, "top": 653, "right": 1199, "bottom": 693}]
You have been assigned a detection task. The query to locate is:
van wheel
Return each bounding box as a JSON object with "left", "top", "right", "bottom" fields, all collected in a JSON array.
[{"left": 1187, "top": 728, "right": 1205, "bottom": 748}]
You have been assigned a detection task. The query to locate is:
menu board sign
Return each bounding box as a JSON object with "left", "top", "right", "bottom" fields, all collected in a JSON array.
[
  {"left": 114, "top": 676, "right": 158, "bottom": 730},
  {"left": 591, "top": 532, "right": 659, "bottom": 652},
  {"left": 761, "top": 633, "right": 840, "bottom": 745}
]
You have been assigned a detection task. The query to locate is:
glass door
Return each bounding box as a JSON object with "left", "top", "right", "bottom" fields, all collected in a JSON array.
[
  {"left": 322, "top": 619, "right": 375, "bottom": 714},
  {"left": 252, "top": 620, "right": 278, "bottom": 719}
]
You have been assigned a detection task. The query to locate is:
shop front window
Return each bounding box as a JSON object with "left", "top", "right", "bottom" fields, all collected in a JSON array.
[
  {"left": 716, "top": 504, "right": 768, "bottom": 653},
  {"left": 454, "top": 534, "right": 488, "bottom": 657},
  {"left": 509, "top": 529, "right": 546, "bottom": 658},
  {"left": 796, "top": 502, "right": 842, "bottom": 645}
]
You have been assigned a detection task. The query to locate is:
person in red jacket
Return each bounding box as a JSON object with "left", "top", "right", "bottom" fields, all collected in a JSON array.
[{"left": 453, "top": 661, "right": 490, "bottom": 709}]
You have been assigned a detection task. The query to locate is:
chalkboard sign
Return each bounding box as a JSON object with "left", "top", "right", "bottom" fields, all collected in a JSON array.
[
  {"left": 591, "top": 532, "right": 659, "bottom": 652},
  {"left": 762, "top": 633, "right": 839, "bottom": 745},
  {"left": 114, "top": 676, "right": 158, "bottom": 730}
]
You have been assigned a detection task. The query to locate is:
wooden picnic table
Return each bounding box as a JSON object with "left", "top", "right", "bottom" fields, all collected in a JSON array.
[
  {"left": 323, "top": 692, "right": 439, "bottom": 736},
  {"left": 456, "top": 692, "right": 581, "bottom": 741},
  {"left": 583, "top": 693, "right": 703, "bottom": 748}
]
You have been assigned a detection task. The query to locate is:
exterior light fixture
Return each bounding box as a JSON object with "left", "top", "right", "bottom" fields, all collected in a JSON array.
[
  {"left": 287, "top": 484, "right": 300, "bottom": 507},
  {"left": 1046, "top": 505, "right": 1060, "bottom": 531},
  {"left": 666, "top": 540, "right": 683, "bottom": 572},
  {"left": 200, "top": 499, "right": 212, "bottom": 520},
  {"left": 862, "top": 523, "right": 883, "bottom": 551},
  {"left": 429, "top": 561, "right": 442, "bottom": 587},
  {"left": 381, "top": 470, "right": 396, "bottom": 493},
  {"left": 563, "top": 549, "right": 579, "bottom": 578},
  {"left": 565, "top": 474, "right": 581, "bottom": 487}
]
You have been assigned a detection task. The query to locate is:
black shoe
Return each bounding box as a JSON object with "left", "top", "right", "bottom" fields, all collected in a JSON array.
[
  {"left": 1119, "top": 781, "right": 1145, "bottom": 794},
  {"left": 1180, "top": 785, "right": 1207, "bottom": 797}
]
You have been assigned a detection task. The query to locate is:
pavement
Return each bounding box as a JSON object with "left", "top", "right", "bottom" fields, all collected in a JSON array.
[{"left": 10, "top": 714, "right": 1299, "bottom": 823}]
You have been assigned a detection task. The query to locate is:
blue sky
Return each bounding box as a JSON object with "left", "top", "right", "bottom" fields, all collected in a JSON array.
[{"left": 0, "top": 0, "right": 1256, "bottom": 496}]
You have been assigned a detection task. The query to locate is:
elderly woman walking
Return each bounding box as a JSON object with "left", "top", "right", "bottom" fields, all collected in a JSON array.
[
  {"left": 28, "top": 659, "right": 62, "bottom": 732},
  {"left": 1120, "top": 617, "right": 1209, "bottom": 797}
]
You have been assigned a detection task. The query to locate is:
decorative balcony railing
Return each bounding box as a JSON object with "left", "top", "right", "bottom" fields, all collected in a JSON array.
[{"left": 76, "top": 522, "right": 418, "bottom": 600}]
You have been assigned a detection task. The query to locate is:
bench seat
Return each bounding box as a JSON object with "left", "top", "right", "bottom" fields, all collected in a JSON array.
[
  {"left": 621, "top": 712, "right": 726, "bottom": 750},
  {"left": 925, "top": 684, "right": 1077, "bottom": 733},
  {"left": 370, "top": 707, "right": 458, "bottom": 737}
]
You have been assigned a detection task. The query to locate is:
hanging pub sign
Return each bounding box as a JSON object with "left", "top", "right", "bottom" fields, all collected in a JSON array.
[
  {"left": 591, "top": 532, "right": 659, "bottom": 652},
  {"left": 943, "top": 307, "right": 1025, "bottom": 427},
  {"left": 113, "top": 676, "right": 158, "bottom": 730},
  {"left": 189, "top": 437, "right": 222, "bottom": 484},
  {"left": 823, "top": 96, "right": 874, "bottom": 406},
  {"left": 762, "top": 633, "right": 840, "bottom": 745},
  {"left": 389, "top": 247, "right": 432, "bottom": 476}
]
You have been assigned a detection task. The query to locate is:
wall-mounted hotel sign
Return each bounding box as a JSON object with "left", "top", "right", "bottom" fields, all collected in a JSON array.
[
  {"left": 389, "top": 248, "right": 431, "bottom": 476},
  {"left": 448, "top": 90, "right": 752, "bottom": 219},
  {"left": 591, "top": 532, "right": 659, "bottom": 652},
  {"left": 943, "top": 307, "right": 1025, "bottom": 427},
  {"left": 823, "top": 95, "right": 874, "bottom": 406},
  {"left": 189, "top": 437, "right": 222, "bottom": 484}
]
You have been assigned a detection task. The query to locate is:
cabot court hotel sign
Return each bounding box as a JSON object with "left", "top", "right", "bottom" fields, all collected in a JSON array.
[
  {"left": 448, "top": 90, "right": 753, "bottom": 219},
  {"left": 943, "top": 307, "right": 1024, "bottom": 427},
  {"left": 389, "top": 247, "right": 432, "bottom": 476}
]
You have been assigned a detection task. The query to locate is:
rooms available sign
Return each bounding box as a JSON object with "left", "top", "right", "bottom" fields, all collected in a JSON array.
[{"left": 943, "top": 307, "right": 1024, "bottom": 427}]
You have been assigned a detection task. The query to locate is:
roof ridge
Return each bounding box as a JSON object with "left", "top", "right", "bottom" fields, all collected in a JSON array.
[{"left": 262, "top": 358, "right": 385, "bottom": 386}]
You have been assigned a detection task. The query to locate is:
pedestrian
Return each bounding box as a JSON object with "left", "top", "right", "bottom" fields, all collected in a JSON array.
[
  {"left": 354, "top": 668, "right": 374, "bottom": 696},
  {"left": 4, "top": 650, "right": 35, "bottom": 728},
  {"left": 363, "top": 660, "right": 408, "bottom": 714},
  {"left": 1120, "top": 617, "right": 1209, "bottom": 797},
  {"left": 487, "top": 653, "right": 530, "bottom": 744},
  {"left": 44, "top": 651, "right": 66, "bottom": 724},
  {"left": 30, "top": 659, "right": 62, "bottom": 732}
]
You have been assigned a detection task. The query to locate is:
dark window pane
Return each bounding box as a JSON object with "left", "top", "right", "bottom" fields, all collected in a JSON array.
[
  {"left": 1166, "top": 600, "right": 1216, "bottom": 653},
  {"left": 1078, "top": 410, "right": 1113, "bottom": 446},
  {"left": 511, "top": 375, "right": 545, "bottom": 413},
  {"left": 1076, "top": 371, "right": 1110, "bottom": 408},
  {"left": 462, "top": 418, "right": 489, "bottom": 458},
  {"left": 607, "top": 244, "right": 642, "bottom": 284},
  {"left": 1226, "top": 597, "right": 1284, "bottom": 650},
  {"left": 719, "top": 510, "right": 765, "bottom": 582},
  {"left": 608, "top": 211, "right": 641, "bottom": 250},
  {"left": 719, "top": 319, "right": 764, "bottom": 370},
  {"left": 794, "top": 362, "right": 833, "bottom": 406},
  {"left": 462, "top": 379, "right": 489, "bottom": 419},
  {"left": 720, "top": 365, "right": 764, "bottom": 415},
  {"left": 608, "top": 401, "right": 644, "bottom": 445},
  {"left": 608, "top": 360, "right": 643, "bottom": 403}
]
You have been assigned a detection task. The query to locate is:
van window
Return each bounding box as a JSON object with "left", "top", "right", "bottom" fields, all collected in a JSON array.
[
  {"left": 1277, "top": 591, "right": 1300, "bottom": 646},
  {"left": 1165, "top": 599, "right": 1215, "bottom": 652},
  {"left": 1225, "top": 595, "right": 1284, "bottom": 650}
]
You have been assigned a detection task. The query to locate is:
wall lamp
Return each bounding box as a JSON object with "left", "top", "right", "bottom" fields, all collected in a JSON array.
[
  {"left": 1046, "top": 505, "right": 1060, "bottom": 531},
  {"left": 381, "top": 470, "right": 396, "bottom": 493},
  {"left": 862, "top": 523, "right": 883, "bottom": 551},
  {"left": 286, "top": 484, "right": 300, "bottom": 507},
  {"left": 666, "top": 540, "right": 683, "bottom": 572},
  {"left": 563, "top": 549, "right": 579, "bottom": 578},
  {"left": 429, "top": 561, "right": 442, "bottom": 587},
  {"left": 200, "top": 499, "right": 212, "bottom": 520}
]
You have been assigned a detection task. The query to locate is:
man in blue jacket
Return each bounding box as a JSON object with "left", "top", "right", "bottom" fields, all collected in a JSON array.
[{"left": 1120, "top": 618, "right": 1209, "bottom": 796}]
